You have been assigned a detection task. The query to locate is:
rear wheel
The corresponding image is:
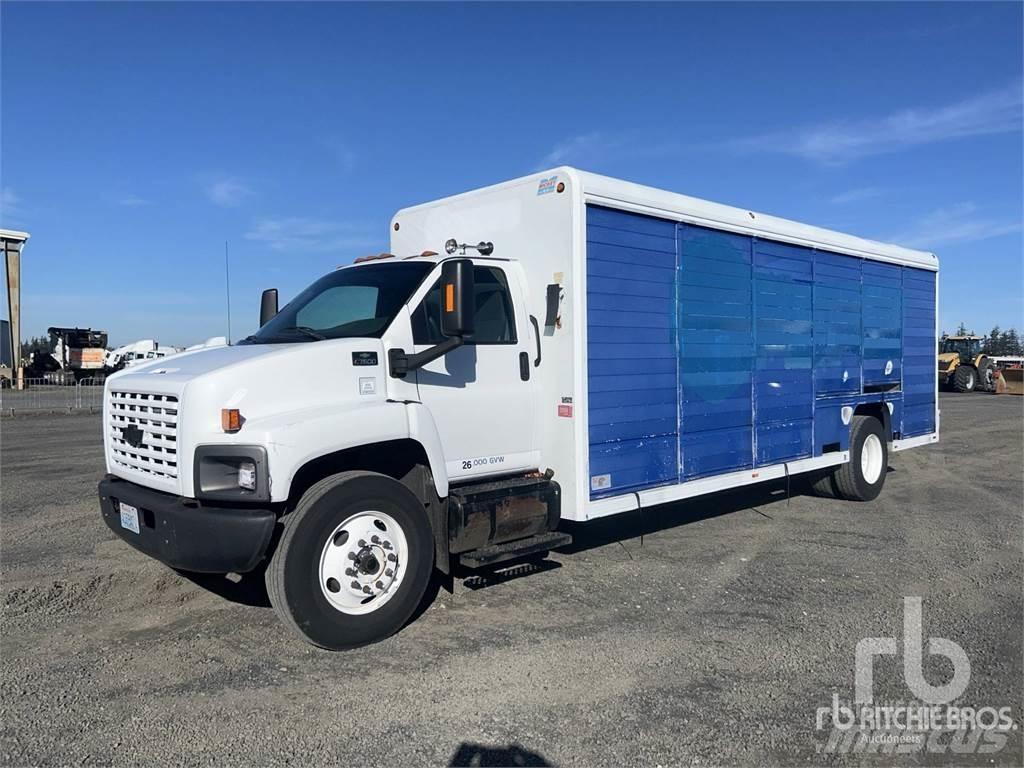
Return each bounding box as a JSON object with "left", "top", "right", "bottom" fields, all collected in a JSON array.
[
  {"left": 809, "top": 470, "right": 838, "bottom": 498},
  {"left": 953, "top": 365, "right": 977, "bottom": 392},
  {"left": 834, "top": 415, "right": 888, "bottom": 502},
  {"left": 266, "top": 471, "right": 434, "bottom": 650}
]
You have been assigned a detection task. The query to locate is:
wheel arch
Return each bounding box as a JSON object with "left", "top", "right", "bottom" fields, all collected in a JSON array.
[
  {"left": 853, "top": 401, "right": 893, "bottom": 442},
  {"left": 285, "top": 438, "right": 443, "bottom": 508}
]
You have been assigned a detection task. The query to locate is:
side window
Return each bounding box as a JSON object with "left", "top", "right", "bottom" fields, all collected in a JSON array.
[{"left": 412, "top": 266, "right": 517, "bottom": 345}]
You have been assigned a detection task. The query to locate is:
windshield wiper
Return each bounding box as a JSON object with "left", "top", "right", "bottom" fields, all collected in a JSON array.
[
  {"left": 240, "top": 326, "right": 326, "bottom": 344},
  {"left": 287, "top": 326, "right": 326, "bottom": 341}
]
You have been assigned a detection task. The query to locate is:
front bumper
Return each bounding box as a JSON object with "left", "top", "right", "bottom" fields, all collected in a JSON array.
[{"left": 98, "top": 475, "right": 276, "bottom": 573}]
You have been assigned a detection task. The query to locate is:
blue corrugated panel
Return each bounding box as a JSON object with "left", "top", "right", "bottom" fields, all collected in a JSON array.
[
  {"left": 901, "top": 267, "right": 936, "bottom": 436},
  {"left": 814, "top": 399, "right": 854, "bottom": 453},
  {"left": 862, "top": 262, "right": 903, "bottom": 385},
  {"left": 586, "top": 206, "right": 678, "bottom": 498},
  {"left": 678, "top": 225, "right": 754, "bottom": 479},
  {"left": 813, "top": 250, "right": 862, "bottom": 394},
  {"left": 753, "top": 240, "right": 813, "bottom": 465},
  {"left": 587, "top": 205, "right": 934, "bottom": 503}
]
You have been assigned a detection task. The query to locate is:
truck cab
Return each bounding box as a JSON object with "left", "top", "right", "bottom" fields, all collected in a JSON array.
[{"left": 98, "top": 250, "right": 559, "bottom": 650}]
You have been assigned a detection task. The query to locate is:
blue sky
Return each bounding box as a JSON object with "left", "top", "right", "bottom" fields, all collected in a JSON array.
[{"left": 2, "top": 1, "right": 1021, "bottom": 347}]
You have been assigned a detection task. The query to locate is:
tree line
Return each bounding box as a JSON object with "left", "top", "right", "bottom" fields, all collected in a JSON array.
[
  {"left": 20, "top": 336, "right": 51, "bottom": 359},
  {"left": 945, "top": 324, "right": 1023, "bottom": 356}
]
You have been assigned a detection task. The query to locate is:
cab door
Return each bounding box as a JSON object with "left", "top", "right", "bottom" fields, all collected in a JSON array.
[{"left": 408, "top": 261, "right": 539, "bottom": 481}]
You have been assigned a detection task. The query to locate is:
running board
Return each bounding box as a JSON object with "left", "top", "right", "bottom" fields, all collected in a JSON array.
[{"left": 459, "top": 531, "right": 572, "bottom": 569}]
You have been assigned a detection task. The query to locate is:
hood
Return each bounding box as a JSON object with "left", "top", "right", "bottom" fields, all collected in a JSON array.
[
  {"left": 106, "top": 339, "right": 388, "bottom": 405},
  {"left": 111, "top": 343, "right": 285, "bottom": 383}
]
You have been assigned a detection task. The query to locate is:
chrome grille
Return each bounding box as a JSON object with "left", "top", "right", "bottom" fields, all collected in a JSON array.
[{"left": 109, "top": 390, "right": 179, "bottom": 481}]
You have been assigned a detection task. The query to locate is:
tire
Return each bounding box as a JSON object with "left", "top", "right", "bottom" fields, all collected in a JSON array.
[
  {"left": 834, "top": 415, "right": 888, "bottom": 502},
  {"left": 809, "top": 470, "right": 838, "bottom": 498},
  {"left": 977, "top": 360, "right": 995, "bottom": 392},
  {"left": 266, "top": 471, "right": 434, "bottom": 650},
  {"left": 953, "top": 365, "right": 976, "bottom": 392}
]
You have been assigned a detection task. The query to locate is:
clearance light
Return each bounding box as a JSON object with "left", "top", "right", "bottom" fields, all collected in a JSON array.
[
  {"left": 445, "top": 283, "right": 455, "bottom": 312},
  {"left": 222, "top": 408, "right": 243, "bottom": 433}
]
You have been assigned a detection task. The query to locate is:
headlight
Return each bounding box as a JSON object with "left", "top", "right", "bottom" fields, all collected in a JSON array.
[{"left": 194, "top": 445, "right": 269, "bottom": 502}]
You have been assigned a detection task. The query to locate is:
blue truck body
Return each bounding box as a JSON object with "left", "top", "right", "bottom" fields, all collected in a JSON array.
[{"left": 586, "top": 204, "right": 937, "bottom": 500}]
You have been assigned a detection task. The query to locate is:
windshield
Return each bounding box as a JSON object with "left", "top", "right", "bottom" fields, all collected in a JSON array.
[{"left": 241, "top": 262, "right": 432, "bottom": 344}]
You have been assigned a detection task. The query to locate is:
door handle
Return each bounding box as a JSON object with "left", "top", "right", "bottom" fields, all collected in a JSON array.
[
  {"left": 519, "top": 351, "right": 530, "bottom": 381},
  {"left": 529, "top": 315, "right": 541, "bottom": 367}
]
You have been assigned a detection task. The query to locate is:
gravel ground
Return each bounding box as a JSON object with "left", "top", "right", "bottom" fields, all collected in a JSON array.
[{"left": 2, "top": 393, "right": 1021, "bottom": 767}]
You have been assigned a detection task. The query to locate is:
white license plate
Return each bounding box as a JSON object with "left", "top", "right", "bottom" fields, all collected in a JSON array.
[{"left": 119, "top": 502, "right": 140, "bottom": 534}]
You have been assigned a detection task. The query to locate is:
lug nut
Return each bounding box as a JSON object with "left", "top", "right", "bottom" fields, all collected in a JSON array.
[
  {"left": 385, "top": 569, "right": 393, "bottom": 577},
  {"left": 375, "top": 580, "right": 384, "bottom": 589},
  {"left": 350, "top": 580, "right": 360, "bottom": 589},
  {"left": 387, "top": 553, "right": 397, "bottom": 562},
  {"left": 382, "top": 541, "right": 392, "bottom": 549},
  {"left": 362, "top": 585, "right": 372, "bottom": 594},
  {"left": 345, "top": 568, "right": 356, "bottom": 577},
  {"left": 358, "top": 539, "right": 366, "bottom": 547},
  {"left": 347, "top": 552, "right": 356, "bottom": 561},
  {"left": 371, "top": 535, "right": 380, "bottom": 544}
]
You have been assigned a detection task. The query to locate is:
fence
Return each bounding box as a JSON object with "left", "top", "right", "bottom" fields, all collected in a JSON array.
[{"left": 0, "top": 378, "right": 106, "bottom": 415}]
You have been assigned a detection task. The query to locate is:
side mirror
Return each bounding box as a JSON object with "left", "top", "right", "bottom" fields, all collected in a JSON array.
[
  {"left": 260, "top": 288, "right": 279, "bottom": 327},
  {"left": 439, "top": 259, "right": 475, "bottom": 338}
]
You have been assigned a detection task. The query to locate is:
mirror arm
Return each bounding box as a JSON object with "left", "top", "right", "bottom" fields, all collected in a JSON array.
[{"left": 388, "top": 336, "right": 464, "bottom": 378}]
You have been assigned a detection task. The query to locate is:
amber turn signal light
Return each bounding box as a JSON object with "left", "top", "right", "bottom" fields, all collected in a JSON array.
[{"left": 222, "top": 408, "right": 243, "bottom": 433}]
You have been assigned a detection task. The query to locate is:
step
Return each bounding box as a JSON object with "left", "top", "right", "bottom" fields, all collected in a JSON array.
[{"left": 459, "top": 531, "right": 572, "bottom": 569}]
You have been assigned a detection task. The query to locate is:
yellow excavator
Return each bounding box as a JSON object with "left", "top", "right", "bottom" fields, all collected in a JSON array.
[{"left": 938, "top": 335, "right": 996, "bottom": 392}]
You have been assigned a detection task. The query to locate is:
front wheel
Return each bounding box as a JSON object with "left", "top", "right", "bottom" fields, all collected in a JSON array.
[
  {"left": 833, "top": 415, "right": 888, "bottom": 502},
  {"left": 953, "top": 365, "right": 977, "bottom": 392},
  {"left": 266, "top": 471, "right": 434, "bottom": 650}
]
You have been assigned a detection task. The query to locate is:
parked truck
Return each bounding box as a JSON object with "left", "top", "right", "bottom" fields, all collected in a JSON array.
[
  {"left": 98, "top": 168, "right": 939, "bottom": 649},
  {"left": 47, "top": 326, "right": 108, "bottom": 381}
]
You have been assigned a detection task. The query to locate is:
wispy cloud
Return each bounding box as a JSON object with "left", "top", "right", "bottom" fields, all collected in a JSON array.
[
  {"left": 244, "top": 217, "right": 378, "bottom": 253},
  {"left": 539, "top": 132, "right": 622, "bottom": 168},
  {"left": 889, "top": 202, "right": 1022, "bottom": 249},
  {"left": 119, "top": 194, "right": 150, "bottom": 207},
  {"left": 729, "top": 81, "right": 1023, "bottom": 164},
  {"left": 205, "top": 176, "right": 253, "bottom": 207},
  {"left": 1, "top": 187, "right": 23, "bottom": 225},
  {"left": 830, "top": 187, "right": 886, "bottom": 205}
]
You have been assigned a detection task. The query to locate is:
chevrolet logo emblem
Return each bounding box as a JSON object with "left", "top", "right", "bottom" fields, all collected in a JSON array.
[{"left": 121, "top": 424, "right": 145, "bottom": 448}]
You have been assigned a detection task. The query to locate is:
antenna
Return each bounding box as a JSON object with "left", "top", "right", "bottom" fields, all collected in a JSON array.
[{"left": 225, "top": 240, "right": 232, "bottom": 344}]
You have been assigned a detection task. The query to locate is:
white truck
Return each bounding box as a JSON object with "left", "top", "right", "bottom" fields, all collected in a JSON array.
[
  {"left": 99, "top": 168, "right": 939, "bottom": 649},
  {"left": 106, "top": 340, "right": 185, "bottom": 372}
]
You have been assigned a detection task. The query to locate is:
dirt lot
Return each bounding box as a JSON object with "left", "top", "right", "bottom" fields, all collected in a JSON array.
[{"left": 2, "top": 394, "right": 1022, "bottom": 766}]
